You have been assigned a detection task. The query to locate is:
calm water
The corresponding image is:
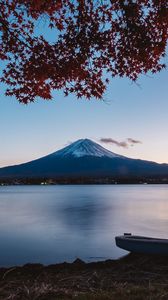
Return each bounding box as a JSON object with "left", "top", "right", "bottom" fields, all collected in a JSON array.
[{"left": 0, "top": 184, "right": 168, "bottom": 266}]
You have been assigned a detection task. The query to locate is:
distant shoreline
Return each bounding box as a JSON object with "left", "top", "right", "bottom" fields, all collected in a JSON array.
[{"left": 1, "top": 181, "right": 168, "bottom": 186}]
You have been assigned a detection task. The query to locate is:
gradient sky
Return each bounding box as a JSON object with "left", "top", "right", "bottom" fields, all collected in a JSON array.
[
  {"left": 0, "top": 23, "right": 168, "bottom": 170},
  {"left": 0, "top": 63, "right": 167, "bottom": 168}
]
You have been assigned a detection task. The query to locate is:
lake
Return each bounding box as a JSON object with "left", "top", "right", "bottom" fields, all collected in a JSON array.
[{"left": 0, "top": 184, "right": 168, "bottom": 266}]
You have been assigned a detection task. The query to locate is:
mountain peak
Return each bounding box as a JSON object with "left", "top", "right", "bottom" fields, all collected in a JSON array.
[{"left": 53, "top": 139, "right": 121, "bottom": 158}]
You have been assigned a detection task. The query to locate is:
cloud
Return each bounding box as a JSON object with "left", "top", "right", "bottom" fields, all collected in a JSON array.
[
  {"left": 100, "top": 137, "right": 142, "bottom": 148},
  {"left": 100, "top": 138, "right": 128, "bottom": 148},
  {"left": 127, "top": 138, "right": 142, "bottom": 145}
]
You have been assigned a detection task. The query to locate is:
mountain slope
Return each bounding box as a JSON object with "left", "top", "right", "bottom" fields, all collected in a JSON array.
[
  {"left": 52, "top": 139, "right": 121, "bottom": 158},
  {"left": 0, "top": 139, "right": 168, "bottom": 179}
]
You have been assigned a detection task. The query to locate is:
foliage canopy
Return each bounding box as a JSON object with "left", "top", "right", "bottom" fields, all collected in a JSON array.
[{"left": 0, "top": 0, "right": 168, "bottom": 103}]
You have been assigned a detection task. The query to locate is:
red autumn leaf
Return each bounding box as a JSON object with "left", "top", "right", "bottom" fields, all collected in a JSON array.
[{"left": 0, "top": 0, "right": 167, "bottom": 103}]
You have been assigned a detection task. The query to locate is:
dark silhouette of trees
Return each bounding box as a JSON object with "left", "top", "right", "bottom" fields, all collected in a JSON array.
[{"left": 0, "top": 0, "right": 167, "bottom": 103}]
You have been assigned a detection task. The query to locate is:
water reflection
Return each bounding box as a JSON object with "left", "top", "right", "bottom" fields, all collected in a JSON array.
[{"left": 0, "top": 185, "right": 168, "bottom": 266}]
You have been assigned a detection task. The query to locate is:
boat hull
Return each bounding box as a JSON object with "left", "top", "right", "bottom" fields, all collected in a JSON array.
[{"left": 115, "top": 235, "right": 168, "bottom": 255}]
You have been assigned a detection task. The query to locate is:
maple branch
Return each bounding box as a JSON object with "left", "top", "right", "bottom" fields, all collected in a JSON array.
[{"left": 0, "top": 16, "right": 32, "bottom": 50}]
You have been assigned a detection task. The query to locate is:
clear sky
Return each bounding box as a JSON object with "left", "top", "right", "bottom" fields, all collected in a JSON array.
[{"left": 0, "top": 61, "right": 168, "bottom": 168}]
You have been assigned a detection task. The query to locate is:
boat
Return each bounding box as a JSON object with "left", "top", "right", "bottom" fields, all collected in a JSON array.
[{"left": 115, "top": 233, "right": 168, "bottom": 255}]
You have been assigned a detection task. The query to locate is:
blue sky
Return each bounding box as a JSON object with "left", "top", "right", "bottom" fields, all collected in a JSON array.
[{"left": 0, "top": 62, "right": 168, "bottom": 167}]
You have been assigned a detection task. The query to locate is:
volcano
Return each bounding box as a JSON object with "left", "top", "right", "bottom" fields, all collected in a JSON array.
[{"left": 0, "top": 139, "right": 168, "bottom": 181}]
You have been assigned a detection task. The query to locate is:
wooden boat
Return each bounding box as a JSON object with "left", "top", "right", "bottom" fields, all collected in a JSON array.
[{"left": 115, "top": 233, "right": 168, "bottom": 255}]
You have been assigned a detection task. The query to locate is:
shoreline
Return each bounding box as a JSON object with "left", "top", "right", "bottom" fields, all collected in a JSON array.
[
  {"left": 1, "top": 181, "right": 168, "bottom": 186},
  {"left": 1, "top": 253, "right": 168, "bottom": 299}
]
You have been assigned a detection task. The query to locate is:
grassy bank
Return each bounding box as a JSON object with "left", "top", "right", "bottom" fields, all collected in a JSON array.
[{"left": 1, "top": 253, "right": 168, "bottom": 299}]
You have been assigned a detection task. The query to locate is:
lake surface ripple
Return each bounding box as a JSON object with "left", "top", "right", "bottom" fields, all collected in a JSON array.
[{"left": 0, "top": 185, "right": 168, "bottom": 266}]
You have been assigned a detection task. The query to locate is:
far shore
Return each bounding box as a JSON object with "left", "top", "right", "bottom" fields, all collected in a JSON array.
[
  {"left": 1, "top": 253, "right": 168, "bottom": 299},
  {"left": 1, "top": 176, "right": 168, "bottom": 186},
  {"left": 1, "top": 181, "right": 168, "bottom": 186}
]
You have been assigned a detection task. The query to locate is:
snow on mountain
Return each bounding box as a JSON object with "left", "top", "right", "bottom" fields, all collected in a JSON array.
[{"left": 52, "top": 139, "right": 122, "bottom": 158}]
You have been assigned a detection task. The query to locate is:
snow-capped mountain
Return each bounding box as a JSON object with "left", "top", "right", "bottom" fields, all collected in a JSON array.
[
  {"left": 52, "top": 139, "right": 121, "bottom": 158},
  {"left": 0, "top": 138, "right": 168, "bottom": 180}
]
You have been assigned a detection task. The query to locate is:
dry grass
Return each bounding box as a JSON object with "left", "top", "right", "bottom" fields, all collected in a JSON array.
[
  {"left": 2, "top": 283, "right": 168, "bottom": 300},
  {"left": 1, "top": 254, "right": 168, "bottom": 300}
]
